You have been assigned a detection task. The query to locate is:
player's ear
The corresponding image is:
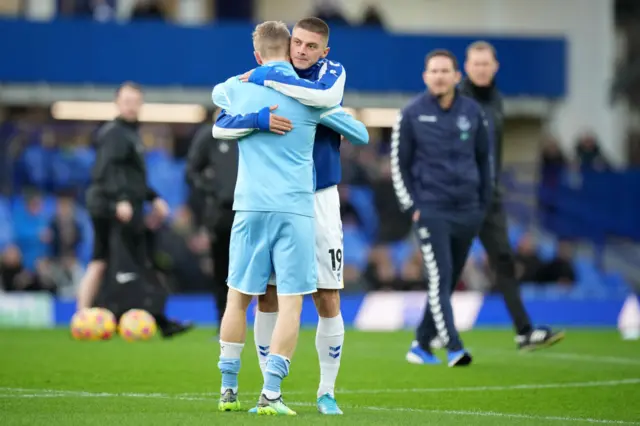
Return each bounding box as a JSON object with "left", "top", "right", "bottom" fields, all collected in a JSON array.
[
  {"left": 322, "top": 46, "right": 330, "bottom": 59},
  {"left": 454, "top": 70, "right": 462, "bottom": 85},
  {"left": 422, "top": 70, "right": 428, "bottom": 86},
  {"left": 254, "top": 51, "right": 263, "bottom": 65}
]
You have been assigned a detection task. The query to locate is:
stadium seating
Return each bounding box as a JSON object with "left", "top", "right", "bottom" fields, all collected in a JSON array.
[{"left": 0, "top": 128, "right": 634, "bottom": 298}]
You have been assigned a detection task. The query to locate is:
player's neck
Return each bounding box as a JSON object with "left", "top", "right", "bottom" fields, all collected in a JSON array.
[{"left": 261, "top": 57, "right": 290, "bottom": 66}]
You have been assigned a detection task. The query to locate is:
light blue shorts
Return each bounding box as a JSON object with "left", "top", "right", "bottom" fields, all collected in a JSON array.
[{"left": 227, "top": 211, "right": 317, "bottom": 296}]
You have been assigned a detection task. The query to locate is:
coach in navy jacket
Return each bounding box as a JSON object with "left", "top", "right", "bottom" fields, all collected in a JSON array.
[{"left": 391, "top": 49, "right": 493, "bottom": 367}]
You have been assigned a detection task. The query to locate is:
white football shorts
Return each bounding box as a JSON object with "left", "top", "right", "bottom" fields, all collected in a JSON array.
[{"left": 268, "top": 185, "right": 344, "bottom": 290}]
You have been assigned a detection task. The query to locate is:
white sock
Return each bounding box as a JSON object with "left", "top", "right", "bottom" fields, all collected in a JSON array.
[
  {"left": 220, "top": 340, "right": 244, "bottom": 358},
  {"left": 316, "top": 313, "right": 344, "bottom": 398},
  {"left": 254, "top": 311, "right": 278, "bottom": 374}
]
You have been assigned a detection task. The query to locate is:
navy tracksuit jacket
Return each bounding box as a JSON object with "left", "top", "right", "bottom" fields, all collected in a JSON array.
[{"left": 391, "top": 90, "right": 493, "bottom": 352}]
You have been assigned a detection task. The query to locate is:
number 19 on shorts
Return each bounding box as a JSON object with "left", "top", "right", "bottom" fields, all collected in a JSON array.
[{"left": 328, "top": 248, "right": 342, "bottom": 271}]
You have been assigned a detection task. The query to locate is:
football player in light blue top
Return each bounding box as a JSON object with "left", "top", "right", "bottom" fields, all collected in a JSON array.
[{"left": 213, "top": 21, "right": 369, "bottom": 416}]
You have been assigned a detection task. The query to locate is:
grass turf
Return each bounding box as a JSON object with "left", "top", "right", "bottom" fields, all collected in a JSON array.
[{"left": 0, "top": 328, "right": 639, "bottom": 425}]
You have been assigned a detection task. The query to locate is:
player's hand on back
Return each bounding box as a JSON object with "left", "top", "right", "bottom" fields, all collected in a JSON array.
[
  {"left": 268, "top": 105, "right": 293, "bottom": 135},
  {"left": 239, "top": 69, "right": 255, "bottom": 82}
]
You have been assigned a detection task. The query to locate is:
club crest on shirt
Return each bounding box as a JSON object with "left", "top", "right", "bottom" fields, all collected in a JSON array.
[
  {"left": 457, "top": 115, "right": 471, "bottom": 140},
  {"left": 457, "top": 115, "right": 471, "bottom": 132}
]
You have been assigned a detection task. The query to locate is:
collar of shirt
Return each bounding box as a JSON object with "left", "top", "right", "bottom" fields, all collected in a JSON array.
[
  {"left": 460, "top": 77, "right": 498, "bottom": 101},
  {"left": 425, "top": 87, "right": 461, "bottom": 112},
  {"left": 115, "top": 116, "right": 140, "bottom": 129},
  {"left": 262, "top": 61, "right": 295, "bottom": 72},
  {"left": 294, "top": 58, "right": 323, "bottom": 79}
]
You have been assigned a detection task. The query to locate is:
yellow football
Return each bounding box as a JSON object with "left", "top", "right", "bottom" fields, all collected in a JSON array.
[{"left": 118, "top": 309, "right": 157, "bottom": 342}]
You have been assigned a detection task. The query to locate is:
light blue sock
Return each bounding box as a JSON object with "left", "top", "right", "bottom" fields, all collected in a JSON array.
[
  {"left": 218, "top": 357, "right": 241, "bottom": 393},
  {"left": 262, "top": 354, "right": 290, "bottom": 399}
]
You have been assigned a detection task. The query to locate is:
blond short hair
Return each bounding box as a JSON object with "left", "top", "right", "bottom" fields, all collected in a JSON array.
[{"left": 252, "top": 21, "right": 291, "bottom": 59}]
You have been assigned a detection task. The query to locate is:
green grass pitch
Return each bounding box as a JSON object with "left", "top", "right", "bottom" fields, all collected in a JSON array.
[{"left": 0, "top": 328, "right": 639, "bottom": 425}]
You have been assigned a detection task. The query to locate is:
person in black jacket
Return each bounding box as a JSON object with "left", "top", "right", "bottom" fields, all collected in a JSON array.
[
  {"left": 186, "top": 113, "right": 238, "bottom": 330},
  {"left": 460, "top": 41, "right": 564, "bottom": 351},
  {"left": 392, "top": 49, "right": 492, "bottom": 367},
  {"left": 76, "top": 82, "right": 190, "bottom": 337}
]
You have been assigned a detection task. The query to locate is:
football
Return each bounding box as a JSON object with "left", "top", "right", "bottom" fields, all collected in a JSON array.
[
  {"left": 70, "top": 308, "right": 116, "bottom": 341},
  {"left": 70, "top": 309, "right": 94, "bottom": 340},
  {"left": 89, "top": 307, "right": 117, "bottom": 340},
  {"left": 118, "top": 309, "right": 157, "bottom": 342}
]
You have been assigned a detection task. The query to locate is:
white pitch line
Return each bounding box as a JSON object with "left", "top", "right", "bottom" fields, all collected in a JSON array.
[
  {"left": 323, "top": 378, "right": 640, "bottom": 395},
  {"left": 175, "top": 378, "right": 640, "bottom": 396},
  {"left": 3, "top": 379, "right": 639, "bottom": 398},
  {"left": 0, "top": 388, "right": 638, "bottom": 425}
]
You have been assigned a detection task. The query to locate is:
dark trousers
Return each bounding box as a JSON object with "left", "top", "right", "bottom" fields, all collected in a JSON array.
[
  {"left": 210, "top": 207, "right": 235, "bottom": 325},
  {"left": 415, "top": 210, "right": 484, "bottom": 352},
  {"left": 479, "top": 193, "right": 532, "bottom": 334},
  {"left": 94, "top": 209, "right": 168, "bottom": 320}
]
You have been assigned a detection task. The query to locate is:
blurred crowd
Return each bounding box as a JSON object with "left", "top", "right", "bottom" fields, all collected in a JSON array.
[
  {"left": 2, "top": 0, "right": 386, "bottom": 28},
  {"left": 3, "top": 111, "right": 625, "bottom": 299}
]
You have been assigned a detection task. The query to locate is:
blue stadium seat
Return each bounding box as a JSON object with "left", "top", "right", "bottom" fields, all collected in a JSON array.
[
  {"left": 346, "top": 185, "right": 378, "bottom": 243},
  {"left": 520, "top": 284, "right": 544, "bottom": 299},
  {"left": 343, "top": 224, "right": 369, "bottom": 272},
  {"left": 0, "top": 216, "right": 13, "bottom": 252},
  {"left": 537, "top": 240, "right": 556, "bottom": 261},
  {"left": 574, "top": 259, "right": 600, "bottom": 285},
  {"left": 388, "top": 239, "right": 415, "bottom": 272},
  {"left": 469, "top": 238, "right": 486, "bottom": 261},
  {"left": 11, "top": 194, "right": 57, "bottom": 221},
  {"left": 74, "top": 206, "right": 94, "bottom": 267},
  {"left": 147, "top": 159, "right": 188, "bottom": 216},
  {"left": 0, "top": 197, "right": 11, "bottom": 222},
  {"left": 507, "top": 224, "right": 525, "bottom": 247}
]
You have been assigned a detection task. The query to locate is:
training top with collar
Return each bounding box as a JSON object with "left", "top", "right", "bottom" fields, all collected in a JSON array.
[{"left": 391, "top": 89, "right": 493, "bottom": 216}]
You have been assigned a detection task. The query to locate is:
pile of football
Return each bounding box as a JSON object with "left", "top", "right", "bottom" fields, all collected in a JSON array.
[{"left": 70, "top": 308, "right": 157, "bottom": 341}]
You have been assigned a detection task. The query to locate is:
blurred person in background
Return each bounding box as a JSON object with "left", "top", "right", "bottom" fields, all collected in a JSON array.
[
  {"left": 186, "top": 109, "right": 241, "bottom": 334},
  {"left": 312, "top": 0, "right": 350, "bottom": 26},
  {"left": 360, "top": 5, "right": 385, "bottom": 27},
  {"left": 539, "top": 135, "right": 568, "bottom": 188},
  {"left": 392, "top": 49, "right": 492, "bottom": 367},
  {"left": 513, "top": 233, "right": 544, "bottom": 283},
  {"left": 48, "top": 193, "right": 83, "bottom": 299},
  {"left": 460, "top": 41, "right": 565, "bottom": 351},
  {"left": 131, "top": 0, "right": 165, "bottom": 20},
  {"left": 538, "top": 241, "right": 576, "bottom": 285},
  {"left": 574, "top": 131, "right": 610, "bottom": 171},
  {"left": 77, "top": 82, "right": 190, "bottom": 338},
  {"left": 0, "top": 245, "right": 55, "bottom": 293},
  {"left": 13, "top": 192, "right": 51, "bottom": 273},
  {"left": 58, "top": 0, "right": 116, "bottom": 21}
]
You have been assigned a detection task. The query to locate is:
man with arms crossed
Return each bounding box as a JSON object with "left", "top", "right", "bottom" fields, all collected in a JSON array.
[
  {"left": 214, "top": 17, "right": 361, "bottom": 414},
  {"left": 210, "top": 21, "right": 368, "bottom": 416}
]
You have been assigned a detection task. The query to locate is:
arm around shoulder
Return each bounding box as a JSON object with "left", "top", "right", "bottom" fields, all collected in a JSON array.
[{"left": 319, "top": 106, "right": 369, "bottom": 145}]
